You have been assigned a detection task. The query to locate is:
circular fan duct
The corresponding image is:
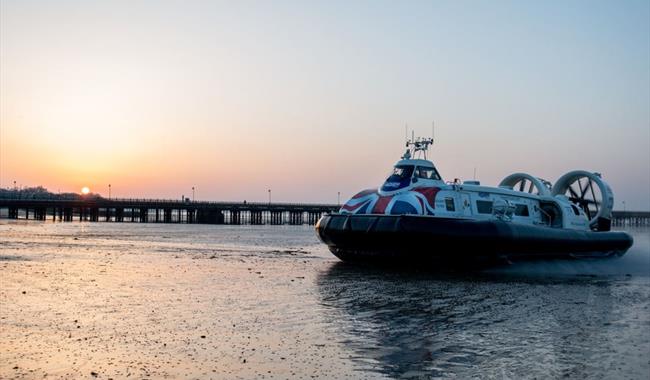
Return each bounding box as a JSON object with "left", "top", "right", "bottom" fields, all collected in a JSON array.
[
  {"left": 499, "top": 173, "right": 552, "bottom": 196},
  {"left": 551, "top": 170, "right": 614, "bottom": 231}
]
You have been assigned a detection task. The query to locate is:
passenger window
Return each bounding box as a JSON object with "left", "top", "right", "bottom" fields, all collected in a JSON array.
[
  {"left": 476, "top": 200, "right": 493, "bottom": 214},
  {"left": 445, "top": 198, "right": 455, "bottom": 211},
  {"left": 514, "top": 204, "right": 529, "bottom": 216}
]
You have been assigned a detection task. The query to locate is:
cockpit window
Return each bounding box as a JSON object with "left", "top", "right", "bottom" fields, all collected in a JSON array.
[
  {"left": 381, "top": 165, "right": 415, "bottom": 192},
  {"left": 388, "top": 165, "right": 414, "bottom": 180},
  {"left": 415, "top": 166, "right": 441, "bottom": 180}
]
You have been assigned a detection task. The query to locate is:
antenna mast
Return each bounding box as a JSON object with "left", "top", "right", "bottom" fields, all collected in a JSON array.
[
  {"left": 404, "top": 135, "right": 434, "bottom": 160},
  {"left": 432, "top": 121, "right": 435, "bottom": 144},
  {"left": 401, "top": 123, "right": 435, "bottom": 160},
  {"left": 405, "top": 124, "right": 408, "bottom": 146}
]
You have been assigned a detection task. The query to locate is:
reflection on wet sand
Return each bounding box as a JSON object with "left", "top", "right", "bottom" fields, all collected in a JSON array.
[{"left": 317, "top": 262, "right": 649, "bottom": 379}]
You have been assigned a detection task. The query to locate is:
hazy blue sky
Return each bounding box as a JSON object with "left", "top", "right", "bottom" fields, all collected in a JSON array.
[{"left": 1, "top": 0, "right": 649, "bottom": 209}]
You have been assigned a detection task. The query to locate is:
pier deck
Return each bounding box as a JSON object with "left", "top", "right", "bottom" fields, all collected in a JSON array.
[{"left": 0, "top": 198, "right": 339, "bottom": 225}]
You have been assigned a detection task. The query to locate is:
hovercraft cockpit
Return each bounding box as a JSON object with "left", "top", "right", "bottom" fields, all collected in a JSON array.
[
  {"left": 380, "top": 137, "right": 443, "bottom": 194},
  {"left": 380, "top": 160, "right": 442, "bottom": 193}
]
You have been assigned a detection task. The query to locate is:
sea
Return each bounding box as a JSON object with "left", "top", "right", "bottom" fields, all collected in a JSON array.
[{"left": 1, "top": 221, "right": 648, "bottom": 379}]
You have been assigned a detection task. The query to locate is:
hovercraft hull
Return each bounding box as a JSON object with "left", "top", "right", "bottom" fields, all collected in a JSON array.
[{"left": 316, "top": 214, "right": 633, "bottom": 264}]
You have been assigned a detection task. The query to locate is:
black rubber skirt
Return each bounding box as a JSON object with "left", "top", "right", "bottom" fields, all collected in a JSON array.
[{"left": 315, "top": 214, "right": 634, "bottom": 264}]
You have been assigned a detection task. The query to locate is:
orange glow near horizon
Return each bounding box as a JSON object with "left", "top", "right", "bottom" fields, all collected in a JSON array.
[{"left": 0, "top": 1, "right": 648, "bottom": 209}]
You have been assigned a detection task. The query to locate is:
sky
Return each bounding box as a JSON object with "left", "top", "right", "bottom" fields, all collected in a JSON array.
[{"left": 1, "top": 0, "right": 649, "bottom": 209}]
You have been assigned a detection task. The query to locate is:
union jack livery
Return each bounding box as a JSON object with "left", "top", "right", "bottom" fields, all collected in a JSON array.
[{"left": 341, "top": 187, "right": 441, "bottom": 216}]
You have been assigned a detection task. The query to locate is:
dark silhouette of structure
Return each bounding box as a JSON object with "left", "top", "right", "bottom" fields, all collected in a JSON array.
[{"left": 0, "top": 198, "right": 338, "bottom": 225}]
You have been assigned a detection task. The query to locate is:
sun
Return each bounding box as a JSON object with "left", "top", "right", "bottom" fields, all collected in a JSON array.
[{"left": 81, "top": 187, "right": 90, "bottom": 195}]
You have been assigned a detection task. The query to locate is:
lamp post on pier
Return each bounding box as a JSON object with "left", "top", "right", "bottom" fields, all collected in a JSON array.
[
  {"left": 192, "top": 186, "right": 195, "bottom": 202},
  {"left": 108, "top": 184, "right": 111, "bottom": 200},
  {"left": 337, "top": 191, "right": 341, "bottom": 206},
  {"left": 268, "top": 189, "right": 271, "bottom": 204}
]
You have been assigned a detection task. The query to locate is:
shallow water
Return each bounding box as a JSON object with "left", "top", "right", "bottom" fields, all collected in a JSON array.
[{"left": 1, "top": 221, "right": 648, "bottom": 379}]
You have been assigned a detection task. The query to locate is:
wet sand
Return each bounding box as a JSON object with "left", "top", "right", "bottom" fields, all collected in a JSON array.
[{"left": 1, "top": 221, "right": 649, "bottom": 379}]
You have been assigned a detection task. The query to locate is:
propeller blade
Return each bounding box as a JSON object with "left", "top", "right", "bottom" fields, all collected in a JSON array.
[
  {"left": 568, "top": 185, "right": 580, "bottom": 199},
  {"left": 578, "top": 178, "right": 588, "bottom": 200},
  {"left": 519, "top": 180, "right": 525, "bottom": 192},
  {"left": 587, "top": 180, "right": 599, "bottom": 213}
]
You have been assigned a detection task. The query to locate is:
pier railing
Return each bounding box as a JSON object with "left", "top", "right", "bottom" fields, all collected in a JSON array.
[{"left": 0, "top": 197, "right": 339, "bottom": 225}]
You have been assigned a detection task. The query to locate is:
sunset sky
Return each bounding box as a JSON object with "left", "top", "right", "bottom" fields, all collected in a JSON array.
[{"left": 1, "top": 1, "right": 649, "bottom": 209}]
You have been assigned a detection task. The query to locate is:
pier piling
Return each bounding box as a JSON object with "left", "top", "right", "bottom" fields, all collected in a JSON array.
[{"left": 0, "top": 198, "right": 339, "bottom": 226}]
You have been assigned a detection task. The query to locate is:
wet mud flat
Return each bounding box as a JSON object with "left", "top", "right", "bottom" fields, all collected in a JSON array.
[{"left": 1, "top": 222, "right": 649, "bottom": 379}]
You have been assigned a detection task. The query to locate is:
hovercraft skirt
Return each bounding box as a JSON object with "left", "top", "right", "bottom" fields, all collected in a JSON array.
[{"left": 315, "top": 214, "right": 633, "bottom": 263}]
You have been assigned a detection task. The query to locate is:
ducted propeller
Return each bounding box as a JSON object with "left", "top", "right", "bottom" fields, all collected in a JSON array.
[
  {"left": 552, "top": 170, "right": 614, "bottom": 231},
  {"left": 499, "top": 173, "right": 552, "bottom": 196}
]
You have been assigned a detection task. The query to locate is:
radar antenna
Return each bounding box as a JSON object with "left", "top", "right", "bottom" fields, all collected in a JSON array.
[{"left": 402, "top": 135, "right": 434, "bottom": 160}]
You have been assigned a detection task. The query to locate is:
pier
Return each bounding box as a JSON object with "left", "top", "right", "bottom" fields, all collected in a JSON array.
[
  {"left": 611, "top": 211, "right": 650, "bottom": 227},
  {"left": 0, "top": 198, "right": 339, "bottom": 225},
  {"left": 0, "top": 198, "right": 648, "bottom": 227}
]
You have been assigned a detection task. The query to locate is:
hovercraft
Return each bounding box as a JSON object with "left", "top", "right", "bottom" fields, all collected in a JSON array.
[{"left": 316, "top": 136, "right": 633, "bottom": 265}]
